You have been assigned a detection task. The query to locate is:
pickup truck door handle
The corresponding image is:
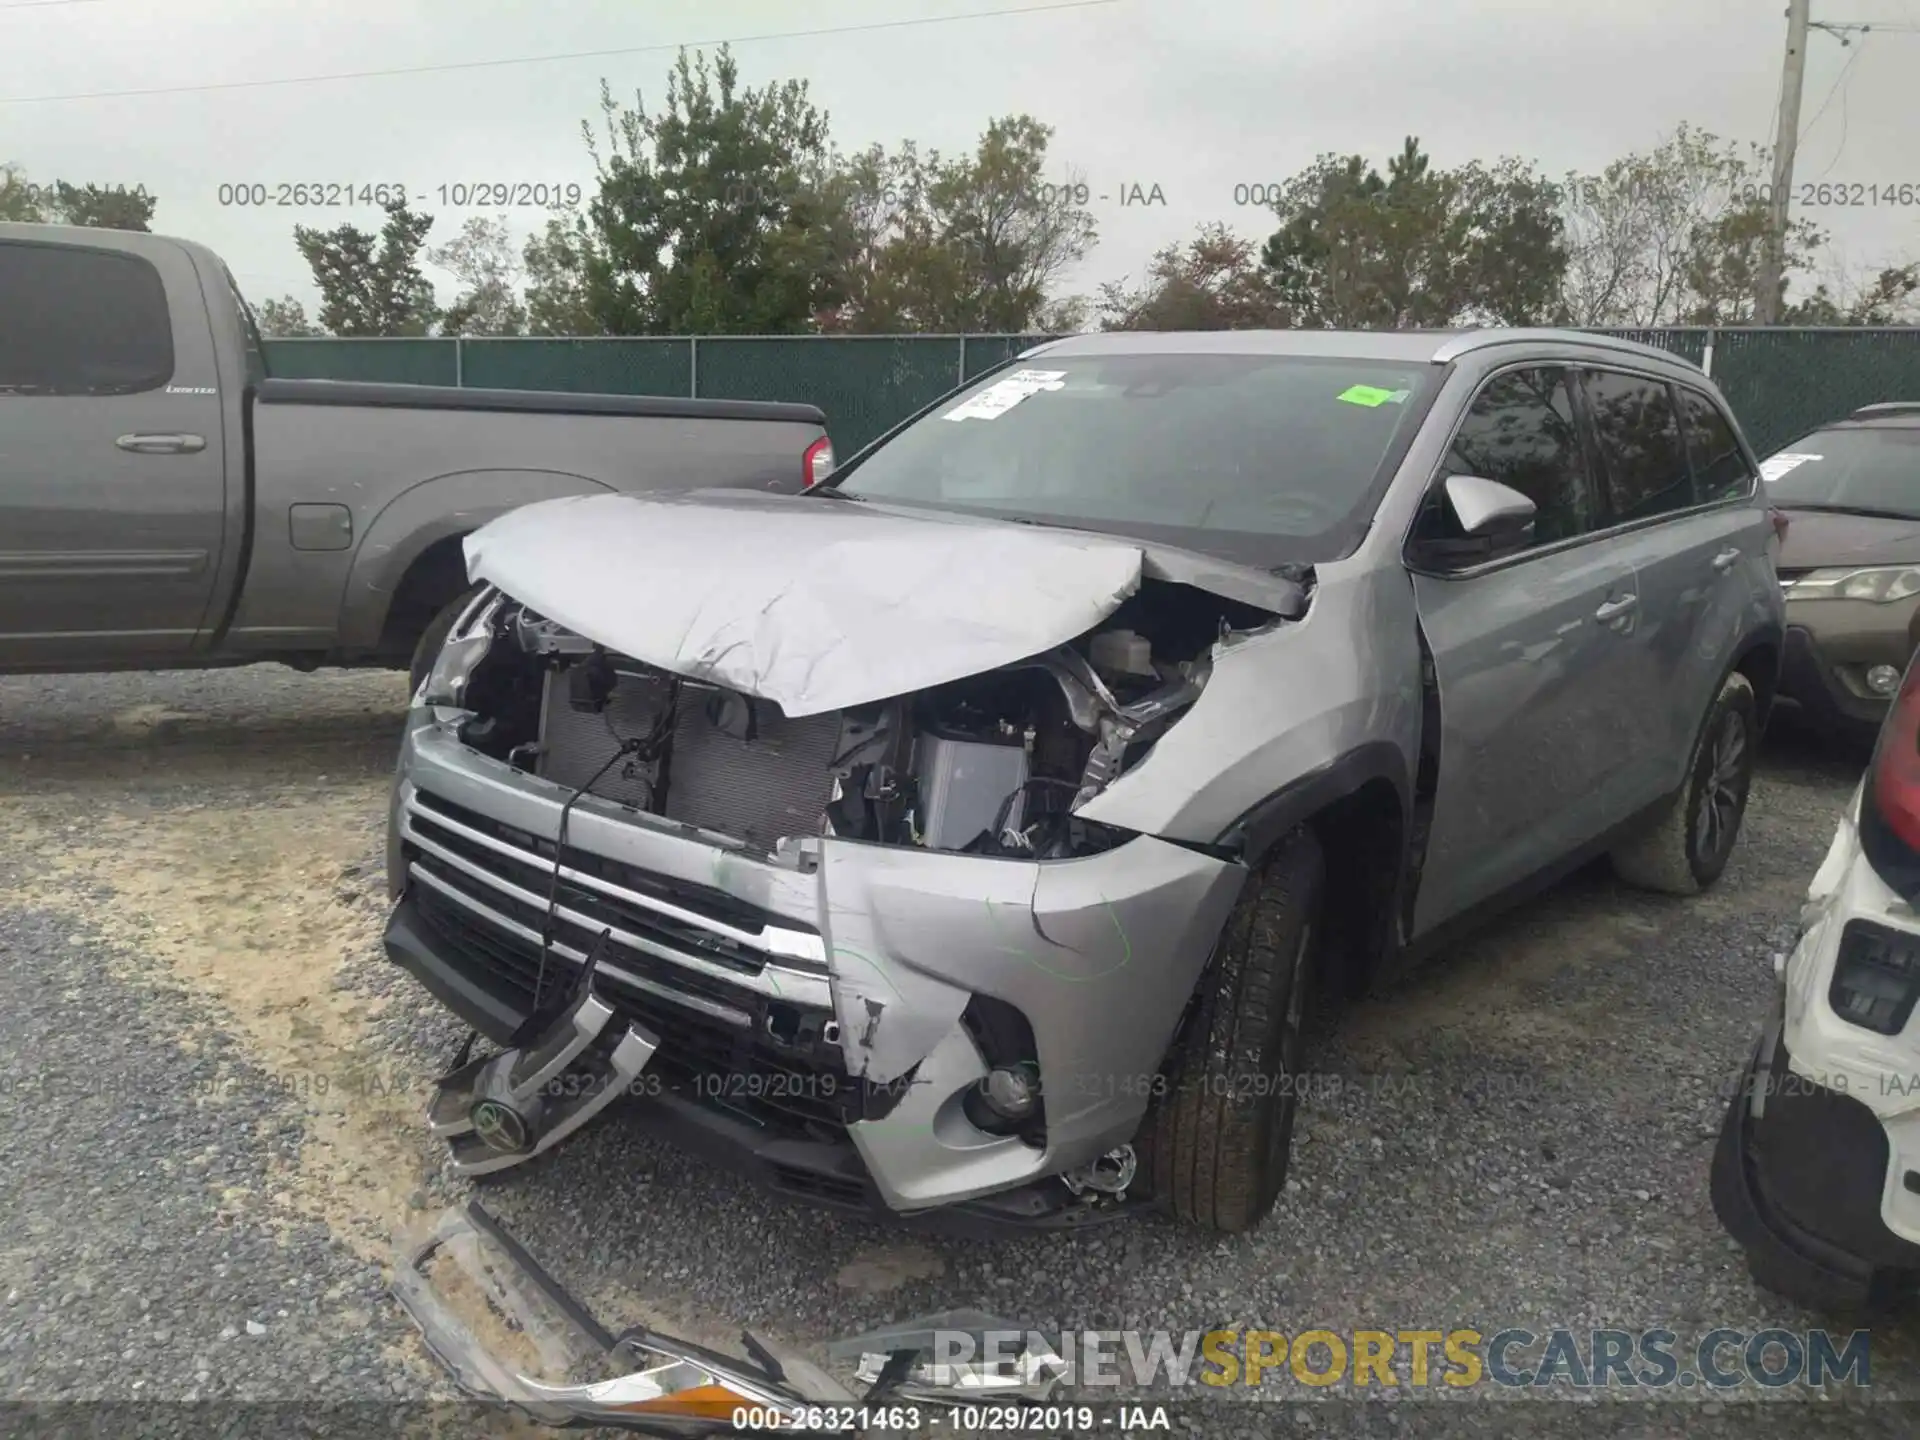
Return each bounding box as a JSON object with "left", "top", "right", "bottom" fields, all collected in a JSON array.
[
  {"left": 1594, "top": 594, "right": 1638, "bottom": 624},
  {"left": 1711, "top": 547, "right": 1741, "bottom": 573},
  {"left": 116, "top": 433, "right": 206, "bottom": 455}
]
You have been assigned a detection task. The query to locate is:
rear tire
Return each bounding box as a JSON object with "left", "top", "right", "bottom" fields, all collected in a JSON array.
[
  {"left": 1610, "top": 672, "right": 1756, "bottom": 896},
  {"left": 408, "top": 585, "right": 486, "bottom": 696},
  {"left": 1134, "top": 827, "right": 1325, "bottom": 1233}
]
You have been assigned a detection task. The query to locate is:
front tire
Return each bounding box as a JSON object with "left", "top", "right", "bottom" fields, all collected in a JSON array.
[
  {"left": 1134, "top": 827, "right": 1325, "bottom": 1233},
  {"left": 1610, "top": 672, "right": 1756, "bottom": 896}
]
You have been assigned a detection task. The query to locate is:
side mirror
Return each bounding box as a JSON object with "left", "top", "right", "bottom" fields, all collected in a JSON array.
[{"left": 1408, "top": 474, "right": 1538, "bottom": 571}]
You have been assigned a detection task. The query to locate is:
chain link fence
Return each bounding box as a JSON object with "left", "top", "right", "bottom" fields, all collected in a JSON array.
[{"left": 262, "top": 328, "right": 1920, "bottom": 459}]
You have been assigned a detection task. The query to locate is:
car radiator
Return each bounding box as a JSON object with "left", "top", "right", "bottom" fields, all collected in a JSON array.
[{"left": 535, "top": 666, "right": 842, "bottom": 850}]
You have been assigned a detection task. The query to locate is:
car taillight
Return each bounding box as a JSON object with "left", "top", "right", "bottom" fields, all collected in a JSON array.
[
  {"left": 1859, "top": 653, "right": 1920, "bottom": 896},
  {"left": 803, "top": 436, "right": 835, "bottom": 489},
  {"left": 1828, "top": 920, "right": 1920, "bottom": 1035}
]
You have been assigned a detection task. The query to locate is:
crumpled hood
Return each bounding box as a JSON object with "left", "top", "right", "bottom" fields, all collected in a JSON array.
[{"left": 462, "top": 490, "right": 1147, "bottom": 716}]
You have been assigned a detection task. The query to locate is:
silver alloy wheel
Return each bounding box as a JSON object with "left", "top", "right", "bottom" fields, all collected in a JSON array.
[{"left": 1693, "top": 709, "right": 1749, "bottom": 863}]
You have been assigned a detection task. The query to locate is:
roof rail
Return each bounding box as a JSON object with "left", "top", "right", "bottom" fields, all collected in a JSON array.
[
  {"left": 1848, "top": 401, "right": 1920, "bottom": 420},
  {"left": 1430, "top": 327, "right": 1703, "bottom": 369}
]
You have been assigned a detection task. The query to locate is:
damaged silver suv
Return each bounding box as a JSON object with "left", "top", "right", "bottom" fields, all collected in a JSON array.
[{"left": 384, "top": 330, "right": 1785, "bottom": 1234}]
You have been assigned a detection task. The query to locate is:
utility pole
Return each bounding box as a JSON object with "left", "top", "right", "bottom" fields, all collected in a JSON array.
[{"left": 1757, "top": 0, "right": 1812, "bottom": 324}]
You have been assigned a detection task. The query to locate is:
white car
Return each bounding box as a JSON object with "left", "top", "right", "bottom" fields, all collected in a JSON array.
[{"left": 1714, "top": 648, "right": 1920, "bottom": 1308}]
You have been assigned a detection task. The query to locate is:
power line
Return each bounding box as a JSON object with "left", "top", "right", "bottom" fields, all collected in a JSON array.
[
  {"left": 0, "top": 0, "right": 1121, "bottom": 104},
  {"left": 1808, "top": 37, "right": 1867, "bottom": 176},
  {"left": 1801, "top": 35, "right": 1865, "bottom": 142}
]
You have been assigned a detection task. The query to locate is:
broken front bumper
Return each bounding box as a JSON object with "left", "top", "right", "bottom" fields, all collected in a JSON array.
[
  {"left": 385, "top": 710, "right": 1245, "bottom": 1214},
  {"left": 394, "top": 1201, "right": 1062, "bottom": 1434}
]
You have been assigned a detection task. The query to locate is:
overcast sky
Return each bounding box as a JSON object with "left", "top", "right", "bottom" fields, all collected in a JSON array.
[{"left": 4, "top": 0, "right": 1917, "bottom": 318}]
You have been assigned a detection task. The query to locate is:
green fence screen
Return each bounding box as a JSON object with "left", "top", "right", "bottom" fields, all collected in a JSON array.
[
  {"left": 1697, "top": 330, "right": 1920, "bottom": 457},
  {"left": 261, "top": 328, "right": 1920, "bottom": 460},
  {"left": 262, "top": 333, "right": 1057, "bottom": 453}
]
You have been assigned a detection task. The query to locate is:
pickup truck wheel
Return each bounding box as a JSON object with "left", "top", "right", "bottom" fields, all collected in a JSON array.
[
  {"left": 1610, "top": 671, "right": 1757, "bottom": 896},
  {"left": 1133, "top": 826, "right": 1325, "bottom": 1234},
  {"left": 408, "top": 586, "right": 486, "bottom": 696}
]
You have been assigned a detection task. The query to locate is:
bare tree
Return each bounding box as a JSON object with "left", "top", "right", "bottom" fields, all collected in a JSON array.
[
  {"left": 429, "top": 215, "right": 529, "bottom": 335},
  {"left": 1555, "top": 125, "right": 1824, "bottom": 326},
  {"left": 1785, "top": 246, "right": 1920, "bottom": 325}
]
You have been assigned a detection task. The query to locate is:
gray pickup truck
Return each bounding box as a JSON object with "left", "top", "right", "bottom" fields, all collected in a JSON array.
[{"left": 0, "top": 222, "right": 833, "bottom": 685}]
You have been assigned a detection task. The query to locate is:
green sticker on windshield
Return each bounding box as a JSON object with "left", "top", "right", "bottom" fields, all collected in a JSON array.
[{"left": 1336, "top": 384, "right": 1400, "bottom": 407}]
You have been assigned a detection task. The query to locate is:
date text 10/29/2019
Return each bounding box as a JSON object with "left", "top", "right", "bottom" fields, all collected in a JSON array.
[
  {"left": 215, "top": 182, "right": 584, "bottom": 209},
  {"left": 728, "top": 1405, "right": 1171, "bottom": 1432}
]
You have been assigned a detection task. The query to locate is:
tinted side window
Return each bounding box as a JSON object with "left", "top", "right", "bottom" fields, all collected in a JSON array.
[
  {"left": 1583, "top": 369, "right": 1692, "bottom": 522},
  {"left": 1676, "top": 387, "right": 1753, "bottom": 503},
  {"left": 0, "top": 242, "right": 174, "bottom": 395},
  {"left": 1438, "top": 366, "right": 1594, "bottom": 546}
]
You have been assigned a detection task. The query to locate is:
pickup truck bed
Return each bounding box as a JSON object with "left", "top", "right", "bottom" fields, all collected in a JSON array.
[{"left": 0, "top": 222, "right": 833, "bottom": 677}]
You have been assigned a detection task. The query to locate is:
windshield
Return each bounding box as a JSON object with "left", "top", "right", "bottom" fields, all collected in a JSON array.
[
  {"left": 830, "top": 352, "right": 1439, "bottom": 566},
  {"left": 1763, "top": 426, "right": 1920, "bottom": 518}
]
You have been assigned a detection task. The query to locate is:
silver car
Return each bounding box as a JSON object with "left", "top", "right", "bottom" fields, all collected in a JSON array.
[{"left": 384, "top": 329, "right": 1785, "bottom": 1234}]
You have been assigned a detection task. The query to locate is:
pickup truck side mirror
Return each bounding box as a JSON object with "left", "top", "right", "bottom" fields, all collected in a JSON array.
[{"left": 1407, "top": 474, "right": 1538, "bottom": 572}]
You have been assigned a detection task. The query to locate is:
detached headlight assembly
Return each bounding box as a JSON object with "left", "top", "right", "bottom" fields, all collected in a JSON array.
[
  {"left": 1789, "top": 566, "right": 1920, "bottom": 604},
  {"left": 514, "top": 1341, "right": 818, "bottom": 1429},
  {"left": 416, "top": 589, "right": 503, "bottom": 709}
]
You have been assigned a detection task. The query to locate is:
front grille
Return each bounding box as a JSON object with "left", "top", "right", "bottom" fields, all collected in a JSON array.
[
  {"left": 411, "top": 878, "right": 864, "bottom": 1137},
  {"left": 536, "top": 666, "right": 842, "bottom": 849},
  {"left": 410, "top": 790, "right": 822, "bottom": 968},
  {"left": 768, "top": 1164, "right": 870, "bottom": 1208},
  {"left": 411, "top": 796, "right": 771, "bottom": 978}
]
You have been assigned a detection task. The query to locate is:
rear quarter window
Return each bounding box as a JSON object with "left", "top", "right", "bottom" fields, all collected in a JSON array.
[
  {"left": 1676, "top": 387, "right": 1754, "bottom": 503},
  {"left": 0, "top": 241, "right": 175, "bottom": 396}
]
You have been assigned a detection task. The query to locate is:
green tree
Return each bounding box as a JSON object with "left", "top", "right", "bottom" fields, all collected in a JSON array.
[
  {"left": 430, "top": 215, "right": 528, "bottom": 335},
  {"left": 1097, "top": 222, "right": 1283, "bottom": 331},
  {"left": 824, "top": 118, "right": 1096, "bottom": 332},
  {"left": 522, "top": 213, "right": 600, "bottom": 334},
  {"left": 808, "top": 141, "right": 922, "bottom": 332},
  {"left": 292, "top": 199, "right": 441, "bottom": 336},
  {"left": 1258, "top": 137, "right": 1566, "bottom": 328},
  {"left": 44, "top": 181, "right": 155, "bottom": 231},
  {"left": 0, "top": 163, "right": 33, "bottom": 221},
  {"left": 551, "top": 47, "right": 842, "bottom": 334},
  {"left": 0, "top": 163, "right": 156, "bottom": 229},
  {"left": 254, "top": 296, "right": 323, "bottom": 337}
]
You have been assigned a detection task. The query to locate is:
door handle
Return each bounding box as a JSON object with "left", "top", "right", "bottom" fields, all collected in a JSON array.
[
  {"left": 1711, "top": 547, "right": 1741, "bottom": 573},
  {"left": 1594, "top": 594, "right": 1639, "bottom": 623},
  {"left": 116, "top": 433, "right": 206, "bottom": 455}
]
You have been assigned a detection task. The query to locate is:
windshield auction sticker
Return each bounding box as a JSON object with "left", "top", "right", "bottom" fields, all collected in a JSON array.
[
  {"left": 1335, "top": 384, "right": 1410, "bottom": 407},
  {"left": 1760, "top": 452, "right": 1823, "bottom": 481},
  {"left": 942, "top": 368, "right": 1068, "bottom": 421}
]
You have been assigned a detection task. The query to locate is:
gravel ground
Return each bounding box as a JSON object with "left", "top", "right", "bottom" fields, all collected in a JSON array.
[{"left": 0, "top": 668, "right": 1915, "bottom": 1438}]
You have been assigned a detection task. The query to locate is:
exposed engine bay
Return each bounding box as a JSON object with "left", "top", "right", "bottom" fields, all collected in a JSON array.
[{"left": 448, "top": 580, "right": 1281, "bottom": 858}]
